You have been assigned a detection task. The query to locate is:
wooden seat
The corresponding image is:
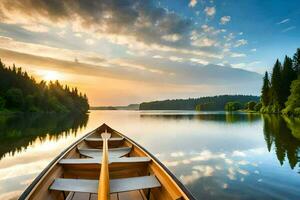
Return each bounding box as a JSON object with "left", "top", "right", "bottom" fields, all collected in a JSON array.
[
  {"left": 78, "top": 147, "right": 131, "bottom": 158},
  {"left": 84, "top": 137, "right": 124, "bottom": 142},
  {"left": 59, "top": 157, "right": 151, "bottom": 165},
  {"left": 49, "top": 175, "right": 161, "bottom": 194}
]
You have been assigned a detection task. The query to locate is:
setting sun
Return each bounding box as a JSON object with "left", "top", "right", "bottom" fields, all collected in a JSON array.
[{"left": 39, "top": 70, "right": 62, "bottom": 81}]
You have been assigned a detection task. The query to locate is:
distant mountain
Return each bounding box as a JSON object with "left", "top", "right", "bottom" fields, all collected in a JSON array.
[{"left": 139, "top": 95, "right": 260, "bottom": 110}]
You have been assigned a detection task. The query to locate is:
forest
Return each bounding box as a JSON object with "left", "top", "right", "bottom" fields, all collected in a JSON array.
[
  {"left": 0, "top": 59, "right": 89, "bottom": 114},
  {"left": 261, "top": 48, "right": 300, "bottom": 116},
  {"left": 139, "top": 95, "right": 259, "bottom": 110}
]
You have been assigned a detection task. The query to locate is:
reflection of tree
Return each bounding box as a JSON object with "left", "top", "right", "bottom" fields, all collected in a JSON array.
[
  {"left": 262, "top": 115, "right": 300, "bottom": 169},
  {"left": 0, "top": 113, "right": 89, "bottom": 160},
  {"left": 140, "top": 113, "right": 261, "bottom": 123}
]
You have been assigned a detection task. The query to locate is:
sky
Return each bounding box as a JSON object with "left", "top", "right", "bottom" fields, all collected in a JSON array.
[{"left": 0, "top": 0, "right": 299, "bottom": 106}]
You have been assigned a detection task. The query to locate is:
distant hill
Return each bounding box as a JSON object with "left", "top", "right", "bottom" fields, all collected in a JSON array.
[
  {"left": 91, "top": 104, "right": 139, "bottom": 110},
  {"left": 139, "top": 95, "right": 260, "bottom": 110}
]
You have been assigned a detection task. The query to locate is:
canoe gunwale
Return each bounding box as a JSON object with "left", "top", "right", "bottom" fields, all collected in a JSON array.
[{"left": 19, "top": 123, "right": 196, "bottom": 200}]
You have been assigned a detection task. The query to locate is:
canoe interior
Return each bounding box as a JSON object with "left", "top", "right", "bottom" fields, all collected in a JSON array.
[{"left": 20, "top": 123, "right": 194, "bottom": 200}]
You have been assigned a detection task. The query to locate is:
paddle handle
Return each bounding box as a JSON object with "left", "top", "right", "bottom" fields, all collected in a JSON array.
[{"left": 98, "top": 131, "right": 111, "bottom": 200}]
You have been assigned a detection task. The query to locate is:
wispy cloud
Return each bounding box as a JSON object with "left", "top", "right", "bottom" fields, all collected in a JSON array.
[
  {"left": 220, "top": 16, "right": 231, "bottom": 25},
  {"left": 282, "top": 26, "right": 296, "bottom": 33},
  {"left": 277, "top": 18, "right": 290, "bottom": 25},
  {"left": 230, "top": 53, "right": 246, "bottom": 58},
  {"left": 234, "top": 39, "right": 248, "bottom": 47}
]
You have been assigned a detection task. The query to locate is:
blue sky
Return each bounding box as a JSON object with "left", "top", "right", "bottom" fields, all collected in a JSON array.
[{"left": 0, "top": 0, "right": 299, "bottom": 105}]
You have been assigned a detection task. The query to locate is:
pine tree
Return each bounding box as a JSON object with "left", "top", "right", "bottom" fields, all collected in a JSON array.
[
  {"left": 293, "top": 48, "right": 300, "bottom": 75},
  {"left": 271, "top": 59, "right": 283, "bottom": 107},
  {"left": 261, "top": 71, "right": 270, "bottom": 106},
  {"left": 281, "top": 56, "right": 297, "bottom": 103}
]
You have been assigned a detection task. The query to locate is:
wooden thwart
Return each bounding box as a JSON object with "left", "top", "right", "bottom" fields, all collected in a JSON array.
[
  {"left": 49, "top": 175, "right": 161, "bottom": 194},
  {"left": 59, "top": 157, "right": 151, "bottom": 165},
  {"left": 78, "top": 147, "right": 131, "bottom": 158},
  {"left": 84, "top": 137, "right": 124, "bottom": 142}
]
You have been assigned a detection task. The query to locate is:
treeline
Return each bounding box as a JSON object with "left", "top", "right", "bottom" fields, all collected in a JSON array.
[
  {"left": 225, "top": 101, "right": 261, "bottom": 111},
  {"left": 139, "top": 95, "right": 259, "bottom": 110},
  {"left": 261, "top": 48, "right": 300, "bottom": 116},
  {"left": 0, "top": 59, "right": 89, "bottom": 113}
]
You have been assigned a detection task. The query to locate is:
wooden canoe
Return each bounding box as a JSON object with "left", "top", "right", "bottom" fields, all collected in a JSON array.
[{"left": 19, "top": 123, "right": 195, "bottom": 200}]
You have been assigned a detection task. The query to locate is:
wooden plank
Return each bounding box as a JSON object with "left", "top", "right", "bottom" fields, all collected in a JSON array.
[
  {"left": 49, "top": 176, "right": 161, "bottom": 194},
  {"left": 91, "top": 194, "right": 118, "bottom": 200},
  {"left": 78, "top": 148, "right": 131, "bottom": 159},
  {"left": 110, "top": 175, "right": 161, "bottom": 193},
  {"left": 85, "top": 137, "right": 124, "bottom": 142},
  {"left": 59, "top": 157, "right": 150, "bottom": 165},
  {"left": 118, "top": 191, "right": 144, "bottom": 200},
  {"left": 72, "top": 192, "right": 90, "bottom": 200}
]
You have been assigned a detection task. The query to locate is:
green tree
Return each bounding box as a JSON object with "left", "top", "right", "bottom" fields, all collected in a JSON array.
[
  {"left": 261, "top": 72, "right": 271, "bottom": 106},
  {"left": 293, "top": 48, "right": 300, "bottom": 75},
  {"left": 225, "top": 101, "right": 242, "bottom": 111},
  {"left": 5, "top": 88, "right": 24, "bottom": 110},
  {"left": 0, "top": 59, "right": 89, "bottom": 113},
  {"left": 0, "top": 97, "right": 5, "bottom": 110},
  {"left": 283, "top": 78, "right": 300, "bottom": 116},
  {"left": 281, "top": 56, "right": 297, "bottom": 103},
  {"left": 254, "top": 102, "right": 262, "bottom": 111},
  {"left": 271, "top": 59, "right": 283, "bottom": 108},
  {"left": 246, "top": 101, "right": 257, "bottom": 110}
]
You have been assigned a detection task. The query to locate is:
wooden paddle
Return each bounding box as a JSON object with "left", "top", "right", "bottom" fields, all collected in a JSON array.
[{"left": 98, "top": 130, "right": 111, "bottom": 200}]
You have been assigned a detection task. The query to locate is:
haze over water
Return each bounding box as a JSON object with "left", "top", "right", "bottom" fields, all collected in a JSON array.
[{"left": 1, "top": 110, "right": 300, "bottom": 200}]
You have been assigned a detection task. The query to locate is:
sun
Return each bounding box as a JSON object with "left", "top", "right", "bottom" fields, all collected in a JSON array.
[{"left": 39, "top": 70, "right": 62, "bottom": 81}]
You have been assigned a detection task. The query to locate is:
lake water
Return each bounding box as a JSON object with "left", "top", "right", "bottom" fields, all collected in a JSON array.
[{"left": 1, "top": 110, "right": 300, "bottom": 200}]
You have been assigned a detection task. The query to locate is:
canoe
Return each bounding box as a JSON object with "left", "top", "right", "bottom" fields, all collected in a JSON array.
[{"left": 19, "top": 123, "right": 195, "bottom": 200}]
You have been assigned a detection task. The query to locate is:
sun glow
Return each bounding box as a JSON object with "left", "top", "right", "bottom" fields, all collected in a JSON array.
[{"left": 38, "top": 70, "right": 62, "bottom": 81}]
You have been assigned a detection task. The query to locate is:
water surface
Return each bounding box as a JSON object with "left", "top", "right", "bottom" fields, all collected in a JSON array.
[{"left": 0, "top": 111, "right": 300, "bottom": 200}]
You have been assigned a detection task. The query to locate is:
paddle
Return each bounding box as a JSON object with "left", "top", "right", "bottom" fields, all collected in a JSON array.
[{"left": 98, "top": 129, "right": 111, "bottom": 200}]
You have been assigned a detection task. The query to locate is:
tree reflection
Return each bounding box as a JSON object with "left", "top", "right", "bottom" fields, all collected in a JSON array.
[
  {"left": 262, "top": 115, "right": 300, "bottom": 169},
  {"left": 140, "top": 112, "right": 261, "bottom": 123},
  {"left": 0, "top": 113, "right": 88, "bottom": 160}
]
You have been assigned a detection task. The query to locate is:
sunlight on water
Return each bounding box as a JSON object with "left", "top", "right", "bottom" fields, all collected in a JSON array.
[{"left": 0, "top": 111, "right": 300, "bottom": 199}]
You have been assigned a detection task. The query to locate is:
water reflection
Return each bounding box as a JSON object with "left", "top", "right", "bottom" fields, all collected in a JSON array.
[
  {"left": 0, "top": 113, "right": 88, "bottom": 160},
  {"left": 140, "top": 112, "right": 261, "bottom": 123},
  {"left": 263, "top": 115, "right": 300, "bottom": 170},
  {"left": 1, "top": 111, "right": 300, "bottom": 200}
]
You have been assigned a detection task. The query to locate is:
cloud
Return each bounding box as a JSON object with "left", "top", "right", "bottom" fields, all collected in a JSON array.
[
  {"left": 189, "top": 0, "right": 198, "bottom": 8},
  {"left": 230, "top": 52, "right": 246, "bottom": 58},
  {"left": 282, "top": 26, "right": 296, "bottom": 33},
  {"left": 191, "top": 37, "right": 216, "bottom": 47},
  {"left": 234, "top": 39, "right": 248, "bottom": 47},
  {"left": 85, "top": 39, "right": 95, "bottom": 45},
  {"left": 21, "top": 23, "right": 49, "bottom": 33},
  {"left": 0, "top": 0, "right": 192, "bottom": 50},
  {"left": 190, "top": 58, "right": 209, "bottom": 65},
  {"left": 169, "top": 56, "right": 183, "bottom": 62},
  {"left": 220, "top": 16, "right": 231, "bottom": 25},
  {"left": 204, "top": 6, "right": 216, "bottom": 17},
  {"left": 162, "top": 34, "right": 182, "bottom": 42},
  {"left": 277, "top": 18, "right": 290, "bottom": 25},
  {"left": 250, "top": 48, "right": 257, "bottom": 52}
]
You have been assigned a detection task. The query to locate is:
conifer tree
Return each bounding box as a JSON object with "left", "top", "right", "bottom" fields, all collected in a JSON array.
[
  {"left": 282, "top": 56, "right": 297, "bottom": 103},
  {"left": 261, "top": 71, "right": 270, "bottom": 106},
  {"left": 271, "top": 59, "right": 283, "bottom": 107},
  {"left": 293, "top": 48, "right": 300, "bottom": 75}
]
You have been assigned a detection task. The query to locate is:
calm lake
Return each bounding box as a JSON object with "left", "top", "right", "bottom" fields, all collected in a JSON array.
[{"left": 1, "top": 110, "right": 300, "bottom": 200}]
